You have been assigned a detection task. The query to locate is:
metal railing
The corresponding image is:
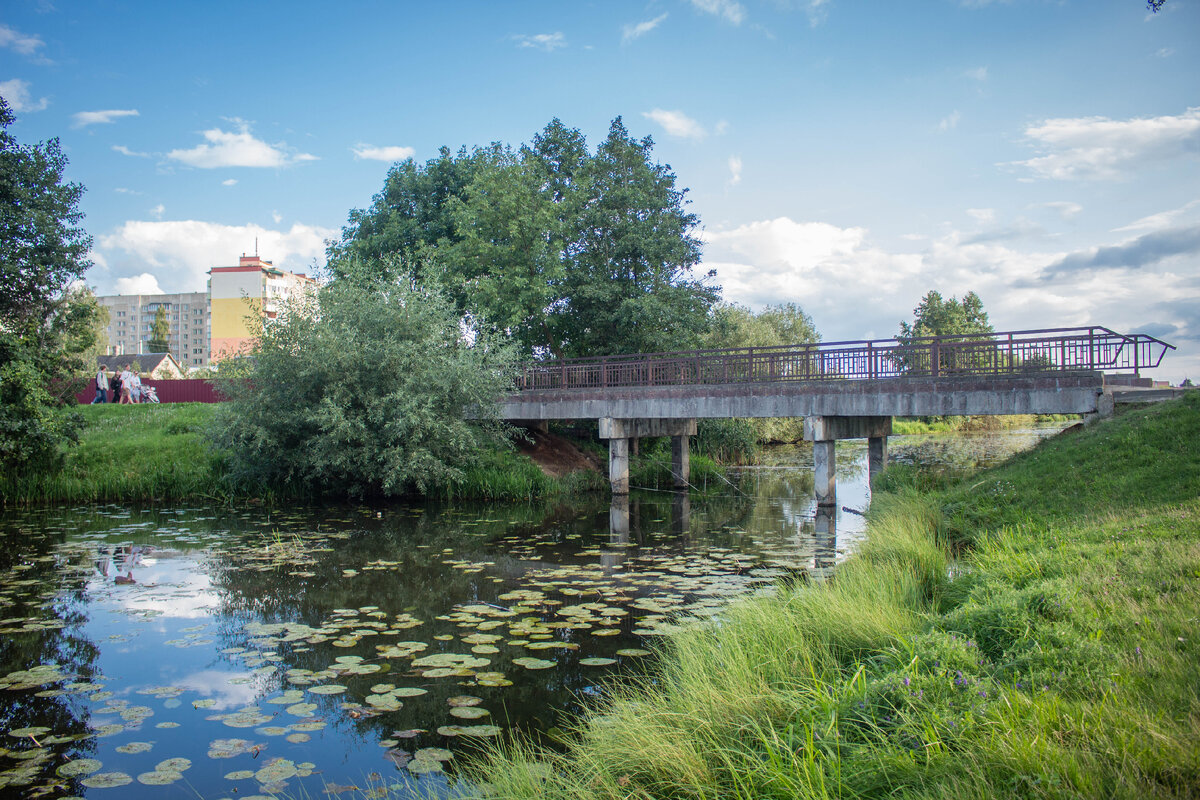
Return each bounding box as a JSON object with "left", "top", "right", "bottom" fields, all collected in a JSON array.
[{"left": 516, "top": 327, "right": 1175, "bottom": 392}]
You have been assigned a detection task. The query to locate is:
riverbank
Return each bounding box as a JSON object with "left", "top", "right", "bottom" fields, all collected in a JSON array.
[
  {"left": 468, "top": 393, "right": 1200, "bottom": 799},
  {"left": 0, "top": 404, "right": 729, "bottom": 506}
]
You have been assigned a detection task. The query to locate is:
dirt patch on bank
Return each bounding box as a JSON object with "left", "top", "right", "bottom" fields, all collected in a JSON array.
[{"left": 514, "top": 427, "right": 603, "bottom": 478}]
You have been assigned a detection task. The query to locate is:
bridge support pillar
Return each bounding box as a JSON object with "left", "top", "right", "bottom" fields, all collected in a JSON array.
[
  {"left": 813, "top": 440, "right": 837, "bottom": 506},
  {"left": 868, "top": 436, "right": 888, "bottom": 483},
  {"left": 599, "top": 418, "right": 697, "bottom": 495},
  {"left": 804, "top": 416, "right": 892, "bottom": 506},
  {"left": 671, "top": 434, "right": 690, "bottom": 489},
  {"left": 608, "top": 437, "right": 630, "bottom": 495}
]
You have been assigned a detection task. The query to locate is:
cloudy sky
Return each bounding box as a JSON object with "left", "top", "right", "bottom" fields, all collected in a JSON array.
[{"left": 2, "top": 1, "right": 1197, "bottom": 380}]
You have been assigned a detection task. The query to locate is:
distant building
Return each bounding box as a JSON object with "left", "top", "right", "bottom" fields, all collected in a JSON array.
[
  {"left": 99, "top": 353, "right": 187, "bottom": 380},
  {"left": 96, "top": 291, "right": 210, "bottom": 369},
  {"left": 208, "top": 254, "right": 315, "bottom": 361}
]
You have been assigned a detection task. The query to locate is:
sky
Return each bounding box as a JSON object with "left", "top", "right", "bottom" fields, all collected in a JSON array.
[{"left": 2, "top": 0, "right": 1198, "bottom": 382}]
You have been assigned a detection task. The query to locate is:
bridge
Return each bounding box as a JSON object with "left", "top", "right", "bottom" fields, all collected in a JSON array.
[{"left": 497, "top": 326, "right": 1175, "bottom": 502}]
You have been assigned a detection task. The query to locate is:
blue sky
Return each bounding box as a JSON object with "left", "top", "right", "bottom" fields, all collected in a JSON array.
[{"left": 3, "top": 0, "right": 1198, "bottom": 380}]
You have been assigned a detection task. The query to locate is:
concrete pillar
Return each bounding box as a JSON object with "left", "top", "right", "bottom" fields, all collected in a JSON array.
[
  {"left": 868, "top": 436, "right": 888, "bottom": 483},
  {"left": 608, "top": 437, "right": 630, "bottom": 495},
  {"left": 813, "top": 440, "right": 836, "bottom": 506},
  {"left": 670, "top": 434, "right": 690, "bottom": 489}
]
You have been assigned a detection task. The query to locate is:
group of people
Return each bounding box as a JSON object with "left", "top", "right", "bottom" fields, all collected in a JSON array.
[{"left": 92, "top": 364, "right": 146, "bottom": 404}]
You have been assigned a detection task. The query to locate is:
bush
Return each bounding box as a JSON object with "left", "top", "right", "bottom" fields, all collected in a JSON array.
[{"left": 210, "top": 273, "right": 518, "bottom": 498}]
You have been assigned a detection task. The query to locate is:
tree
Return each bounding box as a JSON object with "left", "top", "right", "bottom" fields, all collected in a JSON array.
[
  {"left": 896, "top": 290, "right": 994, "bottom": 375},
  {"left": 0, "top": 97, "right": 100, "bottom": 475},
  {"left": 147, "top": 306, "right": 170, "bottom": 353},
  {"left": 210, "top": 269, "right": 518, "bottom": 498},
  {"left": 552, "top": 117, "right": 718, "bottom": 357},
  {"left": 333, "top": 118, "right": 720, "bottom": 360}
]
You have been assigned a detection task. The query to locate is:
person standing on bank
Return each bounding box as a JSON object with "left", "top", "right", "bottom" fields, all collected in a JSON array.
[
  {"left": 91, "top": 364, "right": 109, "bottom": 404},
  {"left": 119, "top": 367, "right": 134, "bottom": 404},
  {"left": 130, "top": 370, "right": 142, "bottom": 404},
  {"left": 109, "top": 369, "right": 122, "bottom": 403}
]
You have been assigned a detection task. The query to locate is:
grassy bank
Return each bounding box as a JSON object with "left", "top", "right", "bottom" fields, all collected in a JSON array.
[
  {"left": 469, "top": 394, "right": 1200, "bottom": 799},
  {"left": 0, "top": 404, "right": 607, "bottom": 506}
]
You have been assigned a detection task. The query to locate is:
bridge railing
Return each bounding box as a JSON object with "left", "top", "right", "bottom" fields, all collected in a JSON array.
[{"left": 516, "top": 327, "right": 1174, "bottom": 391}]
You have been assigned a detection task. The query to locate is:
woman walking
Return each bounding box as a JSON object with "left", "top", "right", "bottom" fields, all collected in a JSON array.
[
  {"left": 119, "top": 367, "right": 134, "bottom": 404},
  {"left": 91, "top": 364, "right": 109, "bottom": 404}
]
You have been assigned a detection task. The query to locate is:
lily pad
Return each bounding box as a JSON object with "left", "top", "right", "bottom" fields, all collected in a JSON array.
[
  {"left": 156, "top": 757, "right": 192, "bottom": 772},
  {"left": 449, "top": 706, "right": 490, "bottom": 719},
  {"left": 407, "top": 758, "right": 443, "bottom": 774},
  {"left": 81, "top": 771, "right": 133, "bottom": 788},
  {"left": 512, "top": 657, "right": 555, "bottom": 670},
  {"left": 579, "top": 657, "right": 618, "bottom": 666},
  {"left": 115, "top": 741, "right": 153, "bottom": 754},
  {"left": 56, "top": 758, "right": 102, "bottom": 777},
  {"left": 309, "top": 684, "right": 347, "bottom": 695},
  {"left": 137, "top": 770, "right": 183, "bottom": 785}
]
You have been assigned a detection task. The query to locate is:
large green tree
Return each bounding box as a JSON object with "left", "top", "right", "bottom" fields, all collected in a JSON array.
[
  {"left": 896, "top": 290, "right": 994, "bottom": 375},
  {"left": 333, "top": 117, "right": 720, "bottom": 360},
  {"left": 0, "top": 97, "right": 102, "bottom": 476},
  {"left": 210, "top": 270, "right": 517, "bottom": 498}
]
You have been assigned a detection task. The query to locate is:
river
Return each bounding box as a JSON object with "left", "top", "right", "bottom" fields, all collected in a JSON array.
[{"left": 0, "top": 427, "right": 1061, "bottom": 798}]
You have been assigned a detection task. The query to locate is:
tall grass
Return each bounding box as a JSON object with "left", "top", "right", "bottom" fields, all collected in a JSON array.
[{"left": 467, "top": 393, "right": 1200, "bottom": 799}]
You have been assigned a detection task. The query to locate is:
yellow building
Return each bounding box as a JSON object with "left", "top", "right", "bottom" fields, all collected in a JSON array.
[{"left": 208, "top": 254, "right": 315, "bottom": 361}]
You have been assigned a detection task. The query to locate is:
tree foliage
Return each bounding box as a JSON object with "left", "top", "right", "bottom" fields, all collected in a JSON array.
[
  {"left": 210, "top": 270, "right": 518, "bottom": 498},
  {"left": 331, "top": 117, "right": 719, "bottom": 359},
  {"left": 896, "top": 290, "right": 994, "bottom": 376},
  {"left": 148, "top": 305, "right": 170, "bottom": 354},
  {"left": 0, "top": 98, "right": 101, "bottom": 475}
]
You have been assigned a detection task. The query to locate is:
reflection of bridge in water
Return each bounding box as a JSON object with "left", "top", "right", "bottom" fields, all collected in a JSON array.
[
  {"left": 605, "top": 493, "right": 839, "bottom": 583},
  {"left": 500, "top": 327, "right": 1175, "bottom": 505}
]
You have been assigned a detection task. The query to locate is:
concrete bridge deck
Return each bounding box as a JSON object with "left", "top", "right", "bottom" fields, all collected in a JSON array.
[{"left": 495, "top": 327, "right": 1175, "bottom": 503}]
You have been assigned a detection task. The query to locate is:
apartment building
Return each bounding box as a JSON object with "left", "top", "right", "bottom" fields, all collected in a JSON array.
[
  {"left": 97, "top": 291, "right": 211, "bottom": 369},
  {"left": 209, "top": 254, "right": 315, "bottom": 361}
]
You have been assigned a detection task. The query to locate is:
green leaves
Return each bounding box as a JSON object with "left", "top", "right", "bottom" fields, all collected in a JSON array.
[{"left": 209, "top": 275, "right": 518, "bottom": 498}]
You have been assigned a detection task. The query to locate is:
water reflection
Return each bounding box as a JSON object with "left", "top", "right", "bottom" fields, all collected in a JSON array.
[{"left": 0, "top": 429, "right": 1064, "bottom": 797}]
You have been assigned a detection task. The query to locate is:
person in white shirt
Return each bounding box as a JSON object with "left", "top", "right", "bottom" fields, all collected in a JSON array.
[
  {"left": 130, "top": 371, "right": 143, "bottom": 403},
  {"left": 119, "top": 368, "right": 134, "bottom": 404},
  {"left": 91, "top": 365, "right": 109, "bottom": 404}
]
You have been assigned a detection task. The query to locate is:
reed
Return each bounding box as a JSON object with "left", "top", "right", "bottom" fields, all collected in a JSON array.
[{"left": 465, "top": 393, "right": 1200, "bottom": 799}]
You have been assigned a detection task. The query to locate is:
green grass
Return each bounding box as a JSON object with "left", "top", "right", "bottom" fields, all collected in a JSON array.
[
  {"left": 466, "top": 393, "right": 1200, "bottom": 799},
  {"left": 892, "top": 413, "right": 1077, "bottom": 435},
  {"left": 0, "top": 403, "right": 238, "bottom": 505},
  {"left": 0, "top": 403, "right": 612, "bottom": 506}
]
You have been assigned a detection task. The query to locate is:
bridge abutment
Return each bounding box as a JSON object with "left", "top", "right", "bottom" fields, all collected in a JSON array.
[
  {"left": 599, "top": 418, "right": 697, "bottom": 495},
  {"left": 804, "top": 415, "right": 893, "bottom": 506}
]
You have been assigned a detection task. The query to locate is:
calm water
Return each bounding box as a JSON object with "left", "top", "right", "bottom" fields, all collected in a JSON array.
[{"left": 0, "top": 429, "right": 1060, "bottom": 798}]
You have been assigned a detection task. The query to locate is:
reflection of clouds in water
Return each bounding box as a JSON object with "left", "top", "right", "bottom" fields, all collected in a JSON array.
[
  {"left": 177, "top": 670, "right": 260, "bottom": 710},
  {"left": 112, "top": 553, "right": 218, "bottom": 619}
]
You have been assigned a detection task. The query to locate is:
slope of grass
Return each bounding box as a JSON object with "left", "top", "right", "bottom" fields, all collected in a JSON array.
[
  {"left": 0, "top": 404, "right": 607, "bottom": 505},
  {"left": 467, "top": 393, "right": 1200, "bottom": 799}
]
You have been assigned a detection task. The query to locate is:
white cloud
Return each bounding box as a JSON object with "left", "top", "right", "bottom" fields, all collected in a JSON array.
[
  {"left": 72, "top": 109, "right": 139, "bottom": 128},
  {"left": 150, "top": 204, "right": 165, "bottom": 220},
  {"left": 96, "top": 219, "right": 336, "bottom": 294},
  {"left": 964, "top": 66, "right": 988, "bottom": 81},
  {"left": 699, "top": 214, "right": 1199, "bottom": 383},
  {"left": 114, "top": 187, "right": 142, "bottom": 195},
  {"left": 112, "top": 144, "right": 149, "bottom": 157},
  {"left": 115, "top": 273, "right": 164, "bottom": 295},
  {"left": 803, "top": 0, "right": 830, "bottom": 27},
  {"left": 351, "top": 143, "right": 416, "bottom": 162},
  {"left": 168, "top": 123, "right": 317, "bottom": 169},
  {"left": 966, "top": 208, "right": 995, "bottom": 223},
  {"left": 1113, "top": 200, "right": 1199, "bottom": 233},
  {"left": 0, "top": 24, "right": 46, "bottom": 59},
  {"left": 642, "top": 108, "right": 706, "bottom": 139},
  {"left": 221, "top": 178, "right": 237, "bottom": 186},
  {"left": 1037, "top": 201, "right": 1083, "bottom": 220},
  {"left": 1011, "top": 106, "right": 1200, "bottom": 180},
  {"left": 728, "top": 155, "right": 743, "bottom": 185},
  {"left": 689, "top": 0, "right": 746, "bottom": 25},
  {"left": 512, "top": 32, "right": 566, "bottom": 51},
  {"left": 1156, "top": 48, "right": 1174, "bottom": 58},
  {"left": 938, "top": 110, "right": 961, "bottom": 132},
  {"left": 0, "top": 78, "right": 48, "bottom": 112},
  {"left": 272, "top": 211, "right": 282, "bottom": 224},
  {"left": 623, "top": 13, "right": 669, "bottom": 43}
]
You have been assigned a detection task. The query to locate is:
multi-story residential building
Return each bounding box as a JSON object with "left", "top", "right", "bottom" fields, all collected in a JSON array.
[
  {"left": 209, "top": 254, "right": 316, "bottom": 361},
  {"left": 96, "top": 291, "right": 211, "bottom": 369}
]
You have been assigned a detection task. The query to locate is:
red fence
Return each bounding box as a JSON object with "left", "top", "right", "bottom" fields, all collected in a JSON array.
[{"left": 76, "top": 378, "right": 225, "bottom": 405}]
